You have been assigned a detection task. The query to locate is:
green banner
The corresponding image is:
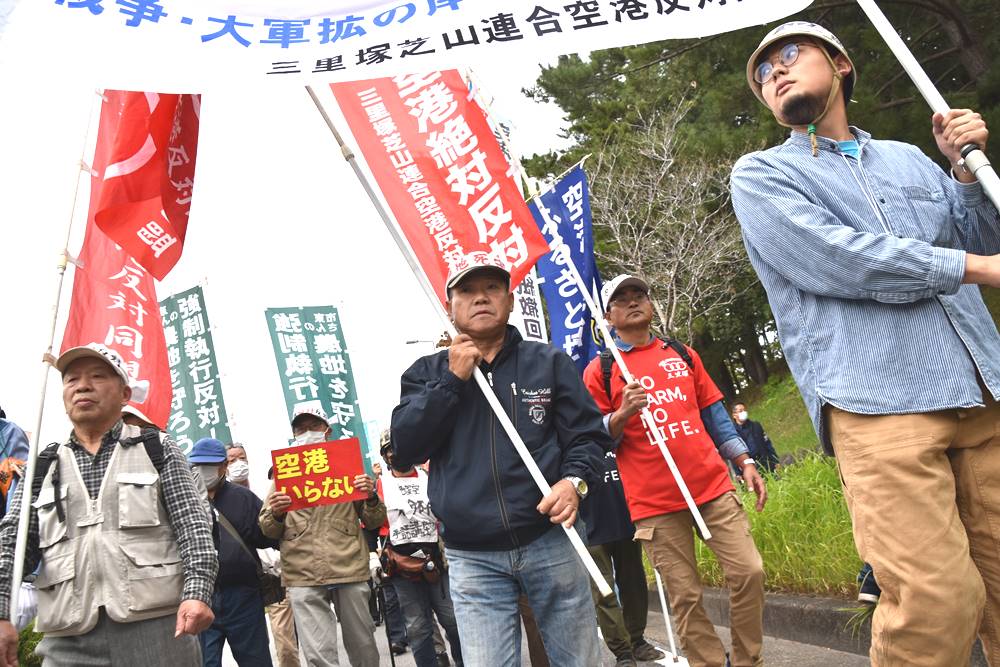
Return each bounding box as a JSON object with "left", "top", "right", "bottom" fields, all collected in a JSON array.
[
  {"left": 264, "top": 306, "right": 371, "bottom": 471},
  {"left": 160, "top": 286, "right": 232, "bottom": 455}
]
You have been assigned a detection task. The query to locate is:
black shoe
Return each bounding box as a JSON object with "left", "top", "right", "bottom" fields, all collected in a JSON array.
[
  {"left": 614, "top": 656, "right": 637, "bottom": 667},
  {"left": 631, "top": 641, "right": 664, "bottom": 662},
  {"left": 390, "top": 642, "right": 408, "bottom": 655},
  {"left": 857, "top": 563, "right": 881, "bottom": 605},
  {"left": 436, "top": 651, "right": 451, "bottom": 667}
]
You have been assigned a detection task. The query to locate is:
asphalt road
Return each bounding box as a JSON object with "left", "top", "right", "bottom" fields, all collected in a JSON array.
[{"left": 223, "top": 601, "right": 871, "bottom": 666}]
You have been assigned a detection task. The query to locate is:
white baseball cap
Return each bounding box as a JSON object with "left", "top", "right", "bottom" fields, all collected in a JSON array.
[
  {"left": 290, "top": 403, "right": 330, "bottom": 428},
  {"left": 600, "top": 275, "right": 649, "bottom": 309},
  {"left": 56, "top": 343, "right": 131, "bottom": 384},
  {"left": 445, "top": 252, "right": 511, "bottom": 293}
]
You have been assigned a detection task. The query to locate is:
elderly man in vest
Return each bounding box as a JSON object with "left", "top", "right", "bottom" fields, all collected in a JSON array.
[
  {"left": 0, "top": 343, "right": 218, "bottom": 666},
  {"left": 260, "top": 405, "right": 387, "bottom": 667}
]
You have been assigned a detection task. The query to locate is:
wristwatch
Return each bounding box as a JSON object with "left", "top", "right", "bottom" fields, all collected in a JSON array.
[
  {"left": 740, "top": 458, "right": 757, "bottom": 468},
  {"left": 564, "top": 476, "right": 589, "bottom": 499}
]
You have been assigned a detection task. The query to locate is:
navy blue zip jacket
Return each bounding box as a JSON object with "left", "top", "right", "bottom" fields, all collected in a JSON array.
[
  {"left": 391, "top": 326, "right": 610, "bottom": 551},
  {"left": 213, "top": 481, "right": 279, "bottom": 589}
]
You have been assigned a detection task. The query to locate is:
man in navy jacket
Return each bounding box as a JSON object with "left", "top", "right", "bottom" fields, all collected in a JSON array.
[{"left": 391, "top": 255, "right": 610, "bottom": 666}]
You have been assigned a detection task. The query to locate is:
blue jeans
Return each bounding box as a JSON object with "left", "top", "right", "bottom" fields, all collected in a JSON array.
[
  {"left": 393, "top": 571, "right": 464, "bottom": 667},
  {"left": 200, "top": 585, "right": 273, "bottom": 667},
  {"left": 446, "top": 525, "right": 600, "bottom": 667},
  {"left": 382, "top": 579, "right": 409, "bottom": 645}
]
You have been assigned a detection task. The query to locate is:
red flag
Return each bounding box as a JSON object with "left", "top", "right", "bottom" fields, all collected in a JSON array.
[
  {"left": 61, "top": 93, "right": 174, "bottom": 429},
  {"left": 331, "top": 70, "right": 550, "bottom": 306},
  {"left": 93, "top": 91, "right": 200, "bottom": 281}
]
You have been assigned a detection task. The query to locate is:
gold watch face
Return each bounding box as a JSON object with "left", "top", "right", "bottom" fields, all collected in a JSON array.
[{"left": 577, "top": 479, "right": 589, "bottom": 496}]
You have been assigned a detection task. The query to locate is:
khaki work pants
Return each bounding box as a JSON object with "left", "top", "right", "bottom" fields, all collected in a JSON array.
[
  {"left": 266, "top": 598, "right": 300, "bottom": 667},
  {"left": 635, "top": 491, "right": 765, "bottom": 667},
  {"left": 828, "top": 397, "right": 1000, "bottom": 667}
]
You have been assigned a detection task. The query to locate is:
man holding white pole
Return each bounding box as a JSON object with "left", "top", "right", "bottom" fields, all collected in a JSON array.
[
  {"left": 731, "top": 21, "right": 1000, "bottom": 666},
  {"left": 582, "top": 275, "right": 767, "bottom": 667},
  {"left": 391, "top": 254, "right": 609, "bottom": 666}
]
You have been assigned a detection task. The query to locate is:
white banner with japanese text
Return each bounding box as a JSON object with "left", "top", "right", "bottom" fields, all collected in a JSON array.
[{"left": 5, "top": 0, "right": 812, "bottom": 89}]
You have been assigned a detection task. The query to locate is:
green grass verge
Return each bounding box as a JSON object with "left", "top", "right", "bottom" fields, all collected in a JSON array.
[
  {"left": 19, "top": 622, "right": 42, "bottom": 667},
  {"left": 743, "top": 372, "right": 819, "bottom": 458},
  {"left": 643, "top": 454, "right": 861, "bottom": 599}
]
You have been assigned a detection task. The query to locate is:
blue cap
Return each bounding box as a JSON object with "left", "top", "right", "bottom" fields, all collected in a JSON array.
[{"left": 189, "top": 438, "right": 226, "bottom": 464}]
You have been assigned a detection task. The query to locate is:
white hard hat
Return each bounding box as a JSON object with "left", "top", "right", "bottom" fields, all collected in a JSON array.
[{"left": 746, "top": 21, "right": 856, "bottom": 106}]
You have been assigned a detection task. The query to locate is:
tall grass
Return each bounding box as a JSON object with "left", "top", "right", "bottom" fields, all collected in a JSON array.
[
  {"left": 643, "top": 454, "right": 861, "bottom": 598},
  {"left": 744, "top": 373, "right": 820, "bottom": 457}
]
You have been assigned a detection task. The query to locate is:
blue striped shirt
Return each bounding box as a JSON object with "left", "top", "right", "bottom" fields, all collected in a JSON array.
[{"left": 731, "top": 128, "right": 1000, "bottom": 453}]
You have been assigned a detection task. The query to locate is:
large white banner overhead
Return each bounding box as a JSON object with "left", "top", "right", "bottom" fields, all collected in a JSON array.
[{"left": 7, "top": 0, "right": 812, "bottom": 90}]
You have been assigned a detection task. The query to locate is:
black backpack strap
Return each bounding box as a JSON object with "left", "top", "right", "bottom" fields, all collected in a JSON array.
[
  {"left": 32, "top": 443, "right": 64, "bottom": 522},
  {"left": 664, "top": 338, "right": 694, "bottom": 370},
  {"left": 599, "top": 349, "right": 615, "bottom": 403},
  {"left": 121, "top": 427, "right": 166, "bottom": 474}
]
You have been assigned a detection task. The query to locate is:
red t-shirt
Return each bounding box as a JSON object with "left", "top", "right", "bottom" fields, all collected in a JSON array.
[{"left": 583, "top": 339, "right": 733, "bottom": 521}]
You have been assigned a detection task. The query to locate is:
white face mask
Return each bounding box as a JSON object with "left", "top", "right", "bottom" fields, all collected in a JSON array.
[
  {"left": 193, "top": 464, "right": 223, "bottom": 491},
  {"left": 737, "top": 411, "right": 749, "bottom": 422},
  {"left": 294, "top": 430, "right": 329, "bottom": 446},
  {"left": 227, "top": 460, "right": 250, "bottom": 482}
]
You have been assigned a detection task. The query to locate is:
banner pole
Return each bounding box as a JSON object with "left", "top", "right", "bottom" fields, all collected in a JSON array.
[
  {"left": 10, "top": 89, "right": 103, "bottom": 617},
  {"left": 305, "top": 85, "right": 613, "bottom": 598},
  {"left": 855, "top": 0, "right": 1000, "bottom": 209},
  {"left": 533, "top": 197, "right": 712, "bottom": 538}
]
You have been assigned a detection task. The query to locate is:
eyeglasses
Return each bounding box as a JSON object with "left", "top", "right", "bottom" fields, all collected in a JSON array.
[
  {"left": 610, "top": 292, "right": 649, "bottom": 306},
  {"left": 754, "top": 42, "right": 810, "bottom": 85}
]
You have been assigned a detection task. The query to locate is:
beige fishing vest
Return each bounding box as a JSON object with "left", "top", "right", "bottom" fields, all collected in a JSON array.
[{"left": 31, "top": 425, "right": 184, "bottom": 637}]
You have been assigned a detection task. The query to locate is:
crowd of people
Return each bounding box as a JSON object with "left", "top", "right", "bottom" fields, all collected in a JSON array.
[{"left": 0, "top": 19, "right": 997, "bottom": 667}]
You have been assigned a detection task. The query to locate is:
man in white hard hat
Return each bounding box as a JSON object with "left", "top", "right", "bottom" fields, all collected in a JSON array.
[{"left": 731, "top": 21, "right": 1000, "bottom": 666}]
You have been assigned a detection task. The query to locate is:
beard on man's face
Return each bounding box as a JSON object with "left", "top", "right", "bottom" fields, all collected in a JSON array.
[{"left": 778, "top": 90, "right": 826, "bottom": 126}]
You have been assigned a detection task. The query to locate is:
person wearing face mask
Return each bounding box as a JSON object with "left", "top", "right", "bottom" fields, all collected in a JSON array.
[
  {"left": 225, "top": 444, "right": 251, "bottom": 488},
  {"left": 730, "top": 404, "right": 779, "bottom": 475},
  {"left": 260, "top": 406, "right": 386, "bottom": 667},
  {"left": 188, "top": 438, "right": 278, "bottom": 667}
]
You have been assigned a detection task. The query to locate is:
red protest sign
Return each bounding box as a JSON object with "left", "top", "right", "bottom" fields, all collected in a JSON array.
[
  {"left": 331, "top": 70, "right": 550, "bottom": 307},
  {"left": 271, "top": 438, "right": 368, "bottom": 511}
]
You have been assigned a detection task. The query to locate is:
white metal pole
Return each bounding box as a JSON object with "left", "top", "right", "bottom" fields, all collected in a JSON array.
[
  {"left": 533, "top": 199, "right": 712, "bottom": 539},
  {"left": 305, "top": 86, "right": 613, "bottom": 598},
  {"left": 10, "top": 89, "right": 104, "bottom": 617},
  {"left": 654, "top": 570, "right": 685, "bottom": 664},
  {"left": 856, "top": 0, "right": 1000, "bottom": 209}
]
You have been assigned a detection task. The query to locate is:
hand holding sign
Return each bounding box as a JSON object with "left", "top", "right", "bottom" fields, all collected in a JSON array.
[{"left": 270, "top": 437, "right": 368, "bottom": 512}]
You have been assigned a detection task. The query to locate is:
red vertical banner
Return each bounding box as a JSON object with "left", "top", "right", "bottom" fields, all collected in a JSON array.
[
  {"left": 331, "top": 70, "right": 550, "bottom": 306},
  {"left": 60, "top": 91, "right": 186, "bottom": 429},
  {"left": 93, "top": 91, "right": 200, "bottom": 281}
]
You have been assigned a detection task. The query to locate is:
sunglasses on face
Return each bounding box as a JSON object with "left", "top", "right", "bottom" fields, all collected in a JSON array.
[{"left": 754, "top": 42, "right": 811, "bottom": 85}]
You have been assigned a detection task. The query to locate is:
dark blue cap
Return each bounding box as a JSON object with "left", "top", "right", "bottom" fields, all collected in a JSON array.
[{"left": 188, "top": 438, "right": 226, "bottom": 464}]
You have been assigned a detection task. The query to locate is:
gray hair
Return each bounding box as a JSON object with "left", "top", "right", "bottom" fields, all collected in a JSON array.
[{"left": 225, "top": 442, "right": 247, "bottom": 457}]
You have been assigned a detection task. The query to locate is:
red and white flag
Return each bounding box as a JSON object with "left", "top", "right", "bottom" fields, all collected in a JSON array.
[
  {"left": 331, "top": 70, "right": 550, "bottom": 306},
  {"left": 61, "top": 92, "right": 183, "bottom": 429},
  {"left": 93, "top": 91, "right": 201, "bottom": 281}
]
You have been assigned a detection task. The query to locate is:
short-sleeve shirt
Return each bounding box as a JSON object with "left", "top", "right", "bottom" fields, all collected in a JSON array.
[{"left": 583, "top": 340, "right": 733, "bottom": 520}]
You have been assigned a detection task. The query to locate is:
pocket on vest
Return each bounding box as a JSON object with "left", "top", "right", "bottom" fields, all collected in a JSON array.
[
  {"left": 32, "top": 485, "right": 69, "bottom": 548},
  {"left": 119, "top": 538, "right": 184, "bottom": 611},
  {"left": 117, "top": 472, "right": 163, "bottom": 528},
  {"left": 33, "top": 542, "right": 82, "bottom": 633}
]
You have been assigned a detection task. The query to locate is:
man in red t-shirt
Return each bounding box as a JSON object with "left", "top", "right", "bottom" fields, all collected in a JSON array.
[{"left": 583, "top": 275, "right": 768, "bottom": 667}]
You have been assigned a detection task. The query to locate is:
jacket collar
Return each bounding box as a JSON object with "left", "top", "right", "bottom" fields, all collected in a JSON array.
[{"left": 785, "top": 125, "right": 871, "bottom": 154}]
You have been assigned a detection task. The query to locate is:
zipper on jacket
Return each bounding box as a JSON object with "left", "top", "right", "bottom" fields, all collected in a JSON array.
[
  {"left": 487, "top": 371, "right": 494, "bottom": 386},
  {"left": 510, "top": 382, "right": 517, "bottom": 429},
  {"left": 489, "top": 402, "right": 517, "bottom": 548}
]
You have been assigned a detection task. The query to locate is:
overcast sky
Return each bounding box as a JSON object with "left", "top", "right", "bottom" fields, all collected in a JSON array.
[{"left": 0, "top": 3, "right": 573, "bottom": 495}]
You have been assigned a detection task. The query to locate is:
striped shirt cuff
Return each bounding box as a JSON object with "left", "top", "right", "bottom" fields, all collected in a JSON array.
[
  {"left": 953, "top": 174, "right": 987, "bottom": 209},
  {"left": 930, "top": 247, "right": 967, "bottom": 295}
]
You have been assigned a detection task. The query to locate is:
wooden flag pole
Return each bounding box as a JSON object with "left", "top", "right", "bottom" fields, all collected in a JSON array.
[
  {"left": 856, "top": 0, "right": 1000, "bottom": 209},
  {"left": 10, "top": 89, "right": 104, "bottom": 618},
  {"left": 305, "top": 85, "right": 613, "bottom": 598}
]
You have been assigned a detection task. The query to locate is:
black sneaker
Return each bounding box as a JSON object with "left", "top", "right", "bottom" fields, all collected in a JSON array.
[
  {"left": 390, "top": 642, "right": 409, "bottom": 655},
  {"left": 436, "top": 651, "right": 451, "bottom": 667},
  {"left": 631, "top": 641, "right": 664, "bottom": 662},
  {"left": 614, "top": 656, "right": 638, "bottom": 667},
  {"left": 857, "top": 563, "right": 881, "bottom": 605}
]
